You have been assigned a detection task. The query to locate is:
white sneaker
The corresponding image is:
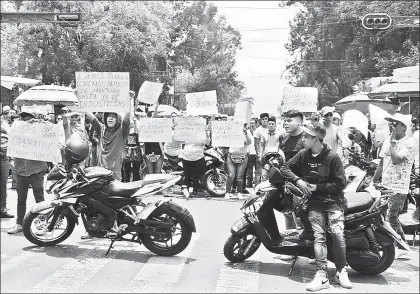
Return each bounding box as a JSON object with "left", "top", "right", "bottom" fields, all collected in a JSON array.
[
  {"left": 237, "top": 193, "right": 245, "bottom": 200},
  {"left": 7, "top": 224, "right": 22, "bottom": 234},
  {"left": 225, "top": 193, "right": 233, "bottom": 200},
  {"left": 395, "top": 247, "right": 410, "bottom": 260},
  {"left": 306, "top": 270, "right": 330, "bottom": 292},
  {"left": 335, "top": 268, "right": 352, "bottom": 289}
]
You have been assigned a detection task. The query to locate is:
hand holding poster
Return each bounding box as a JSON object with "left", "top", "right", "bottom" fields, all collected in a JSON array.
[
  {"left": 7, "top": 121, "right": 61, "bottom": 162},
  {"left": 136, "top": 118, "right": 173, "bottom": 142},
  {"left": 186, "top": 90, "right": 218, "bottom": 115},
  {"left": 212, "top": 120, "right": 244, "bottom": 147},
  {"left": 233, "top": 101, "right": 252, "bottom": 124},
  {"left": 76, "top": 72, "right": 130, "bottom": 113},
  {"left": 137, "top": 81, "right": 164, "bottom": 105},
  {"left": 281, "top": 87, "right": 318, "bottom": 113},
  {"left": 173, "top": 117, "right": 206, "bottom": 142}
]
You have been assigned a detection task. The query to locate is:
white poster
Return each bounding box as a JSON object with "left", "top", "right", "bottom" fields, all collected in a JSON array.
[
  {"left": 137, "top": 81, "right": 164, "bottom": 105},
  {"left": 76, "top": 72, "right": 130, "bottom": 113},
  {"left": 281, "top": 87, "right": 318, "bottom": 113},
  {"left": 173, "top": 117, "right": 206, "bottom": 142},
  {"left": 136, "top": 118, "right": 173, "bottom": 142},
  {"left": 7, "top": 121, "right": 61, "bottom": 162},
  {"left": 212, "top": 120, "right": 244, "bottom": 147},
  {"left": 233, "top": 101, "right": 252, "bottom": 124},
  {"left": 342, "top": 109, "right": 369, "bottom": 139},
  {"left": 186, "top": 90, "right": 218, "bottom": 115}
]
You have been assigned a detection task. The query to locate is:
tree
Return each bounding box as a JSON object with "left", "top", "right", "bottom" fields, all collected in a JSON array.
[
  {"left": 282, "top": 1, "right": 419, "bottom": 102},
  {"left": 169, "top": 1, "right": 244, "bottom": 104}
]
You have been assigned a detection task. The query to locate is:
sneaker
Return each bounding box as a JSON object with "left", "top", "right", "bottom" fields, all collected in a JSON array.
[
  {"left": 335, "top": 268, "right": 352, "bottom": 289},
  {"left": 7, "top": 224, "right": 22, "bottom": 234},
  {"left": 1, "top": 211, "right": 14, "bottom": 218},
  {"left": 237, "top": 193, "right": 245, "bottom": 200},
  {"left": 395, "top": 247, "right": 410, "bottom": 260},
  {"left": 225, "top": 193, "right": 233, "bottom": 200},
  {"left": 81, "top": 231, "right": 93, "bottom": 240},
  {"left": 306, "top": 270, "right": 330, "bottom": 292}
]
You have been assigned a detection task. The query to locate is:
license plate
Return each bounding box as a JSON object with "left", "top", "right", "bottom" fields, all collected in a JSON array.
[{"left": 231, "top": 217, "right": 249, "bottom": 233}]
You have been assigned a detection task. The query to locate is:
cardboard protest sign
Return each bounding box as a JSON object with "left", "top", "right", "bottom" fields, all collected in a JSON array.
[
  {"left": 76, "top": 72, "right": 130, "bottom": 113},
  {"left": 342, "top": 109, "right": 369, "bottom": 139},
  {"left": 173, "top": 117, "right": 206, "bottom": 142},
  {"left": 137, "top": 81, "right": 164, "bottom": 105},
  {"left": 233, "top": 101, "right": 252, "bottom": 124},
  {"left": 186, "top": 90, "right": 218, "bottom": 115},
  {"left": 7, "top": 121, "right": 61, "bottom": 162},
  {"left": 136, "top": 118, "right": 172, "bottom": 142},
  {"left": 281, "top": 87, "right": 318, "bottom": 113},
  {"left": 212, "top": 120, "right": 244, "bottom": 147}
]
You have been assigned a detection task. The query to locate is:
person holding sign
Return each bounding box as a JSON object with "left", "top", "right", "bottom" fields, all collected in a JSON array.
[
  {"left": 1, "top": 122, "right": 13, "bottom": 218},
  {"left": 85, "top": 111, "right": 130, "bottom": 181},
  {"left": 224, "top": 123, "right": 253, "bottom": 200},
  {"left": 8, "top": 111, "right": 48, "bottom": 234},
  {"left": 143, "top": 105, "right": 165, "bottom": 174}
]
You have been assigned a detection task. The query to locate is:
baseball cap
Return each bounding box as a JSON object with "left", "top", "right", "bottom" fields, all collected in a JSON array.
[
  {"left": 384, "top": 113, "right": 412, "bottom": 127},
  {"left": 332, "top": 112, "right": 341, "bottom": 120},
  {"left": 321, "top": 106, "right": 335, "bottom": 116},
  {"left": 301, "top": 122, "right": 326, "bottom": 139}
]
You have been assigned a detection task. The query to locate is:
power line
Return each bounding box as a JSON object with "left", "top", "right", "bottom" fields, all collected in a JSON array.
[
  {"left": 238, "top": 19, "right": 359, "bottom": 32},
  {"left": 241, "top": 56, "right": 347, "bottom": 61}
]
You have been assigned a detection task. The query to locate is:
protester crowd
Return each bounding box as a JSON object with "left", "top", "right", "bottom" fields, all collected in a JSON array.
[{"left": 1, "top": 100, "right": 419, "bottom": 292}]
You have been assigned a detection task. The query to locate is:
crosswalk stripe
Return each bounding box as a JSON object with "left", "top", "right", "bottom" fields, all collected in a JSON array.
[
  {"left": 124, "top": 233, "right": 200, "bottom": 293},
  {"left": 31, "top": 247, "right": 119, "bottom": 293},
  {"left": 1, "top": 248, "right": 45, "bottom": 274},
  {"left": 214, "top": 250, "right": 261, "bottom": 293}
]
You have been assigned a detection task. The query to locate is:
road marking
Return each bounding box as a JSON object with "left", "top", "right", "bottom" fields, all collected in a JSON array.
[
  {"left": 214, "top": 250, "right": 261, "bottom": 293},
  {"left": 1, "top": 248, "right": 45, "bottom": 274},
  {"left": 31, "top": 247, "right": 119, "bottom": 293},
  {"left": 124, "top": 233, "right": 200, "bottom": 293}
]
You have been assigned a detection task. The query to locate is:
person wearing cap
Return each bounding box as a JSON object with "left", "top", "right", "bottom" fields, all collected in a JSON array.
[
  {"left": 1, "top": 121, "right": 14, "bottom": 218},
  {"left": 332, "top": 112, "right": 341, "bottom": 126},
  {"left": 8, "top": 111, "right": 48, "bottom": 234},
  {"left": 281, "top": 122, "right": 350, "bottom": 291},
  {"left": 254, "top": 113, "right": 270, "bottom": 185},
  {"left": 373, "top": 113, "right": 416, "bottom": 259}
]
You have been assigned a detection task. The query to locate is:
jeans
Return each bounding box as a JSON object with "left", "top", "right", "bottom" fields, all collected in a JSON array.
[
  {"left": 90, "top": 144, "right": 98, "bottom": 166},
  {"left": 11, "top": 164, "right": 17, "bottom": 188},
  {"left": 309, "top": 208, "right": 346, "bottom": 272},
  {"left": 226, "top": 154, "right": 248, "bottom": 193},
  {"left": 386, "top": 193, "right": 407, "bottom": 242},
  {"left": 145, "top": 155, "right": 163, "bottom": 174},
  {"left": 0, "top": 158, "right": 10, "bottom": 212},
  {"left": 254, "top": 159, "right": 262, "bottom": 185},
  {"left": 244, "top": 154, "right": 257, "bottom": 188},
  {"left": 182, "top": 157, "right": 206, "bottom": 192},
  {"left": 16, "top": 171, "right": 45, "bottom": 225},
  {"left": 122, "top": 160, "right": 141, "bottom": 182}
]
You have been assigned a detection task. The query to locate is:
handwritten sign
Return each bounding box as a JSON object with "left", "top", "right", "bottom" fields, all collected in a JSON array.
[
  {"left": 7, "top": 121, "right": 61, "bottom": 162},
  {"left": 281, "top": 87, "right": 318, "bottom": 113},
  {"left": 234, "top": 101, "right": 252, "bottom": 124},
  {"left": 76, "top": 72, "right": 130, "bottom": 113},
  {"left": 186, "top": 90, "right": 218, "bottom": 115},
  {"left": 137, "top": 81, "right": 164, "bottom": 105},
  {"left": 136, "top": 118, "right": 172, "bottom": 142},
  {"left": 173, "top": 117, "right": 206, "bottom": 142},
  {"left": 212, "top": 120, "right": 244, "bottom": 147}
]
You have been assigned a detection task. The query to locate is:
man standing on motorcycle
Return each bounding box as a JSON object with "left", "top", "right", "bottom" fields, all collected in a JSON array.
[
  {"left": 281, "top": 122, "right": 351, "bottom": 291},
  {"left": 373, "top": 113, "right": 416, "bottom": 258}
]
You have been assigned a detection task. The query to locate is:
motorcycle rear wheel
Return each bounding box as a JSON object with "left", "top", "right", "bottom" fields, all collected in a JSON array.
[
  {"left": 142, "top": 203, "right": 193, "bottom": 256},
  {"left": 22, "top": 210, "right": 76, "bottom": 247},
  {"left": 224, "top": 233, "right": 261, "bottom": 263},
  {"left": 203, "top": 171, "right": 228, "bottom": 197},
  {"left": 348, "top": 244, "right": 395, "bottom": 275}
]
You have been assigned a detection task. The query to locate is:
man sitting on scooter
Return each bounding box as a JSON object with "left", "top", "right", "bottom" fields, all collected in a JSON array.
[{"left": 281, "top": 122, "right": 351, "bottom": 291}]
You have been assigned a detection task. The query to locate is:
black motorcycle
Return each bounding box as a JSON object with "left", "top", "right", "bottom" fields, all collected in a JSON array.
[
  {"left": 223, "top": 153, "right": 410, "bottom": 276},
  {"left": 22, "top": 164, "right": 196, "bottom": 257}
]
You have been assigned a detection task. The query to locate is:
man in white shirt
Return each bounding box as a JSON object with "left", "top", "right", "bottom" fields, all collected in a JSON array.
[
  {"left": 244, "top": 118, "right": 257, "bottom": 189},
  {"left": 254, "top": 113, "right": 269, "bottom": 185}
]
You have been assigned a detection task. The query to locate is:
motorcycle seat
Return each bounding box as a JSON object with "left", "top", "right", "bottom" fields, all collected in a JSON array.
[
  {"left": 344, "top": 192, "right": 374, "bottom": 215},
  {"left": 103, "top": 180, "right": 144, "bottom": 198},
  {"left": 83, "top": 166, "right": 113, "bottom": 179}
]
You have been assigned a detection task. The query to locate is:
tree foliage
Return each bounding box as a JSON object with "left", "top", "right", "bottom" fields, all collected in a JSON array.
[{"left": 282, "top": 1, "right": 419, "bottom": 101}]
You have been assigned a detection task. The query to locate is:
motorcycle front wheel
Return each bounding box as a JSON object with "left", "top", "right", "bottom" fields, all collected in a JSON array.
[
  {"left": 142, "top": 202, "right": 193, "bottom": 256},
  {"left": 203, "top": 170, "right": 228, "bottom": 197},
  {"left": 22, "top": 210, "right": 76, "bottom": 246},
  {"left": 223, "top": 233, "right": 261, "bottom": 263}
]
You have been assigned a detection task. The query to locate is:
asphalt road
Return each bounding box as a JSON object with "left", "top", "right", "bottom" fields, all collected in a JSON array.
[{"left": 1, "top": 180, "right": 419, "bottom": 293}]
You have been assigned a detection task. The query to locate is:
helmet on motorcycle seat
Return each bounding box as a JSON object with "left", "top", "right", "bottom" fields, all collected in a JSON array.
[
  {"left": 63, "top": 133, "right": 90, "bottom": 165},
  {"left": 261, "top": 151, "right": 285, "bottom": 169}
]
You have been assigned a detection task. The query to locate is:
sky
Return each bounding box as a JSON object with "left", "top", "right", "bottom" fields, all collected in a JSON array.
[{"left": 210, "top": 1, "right": 301, "bottom": 115}]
